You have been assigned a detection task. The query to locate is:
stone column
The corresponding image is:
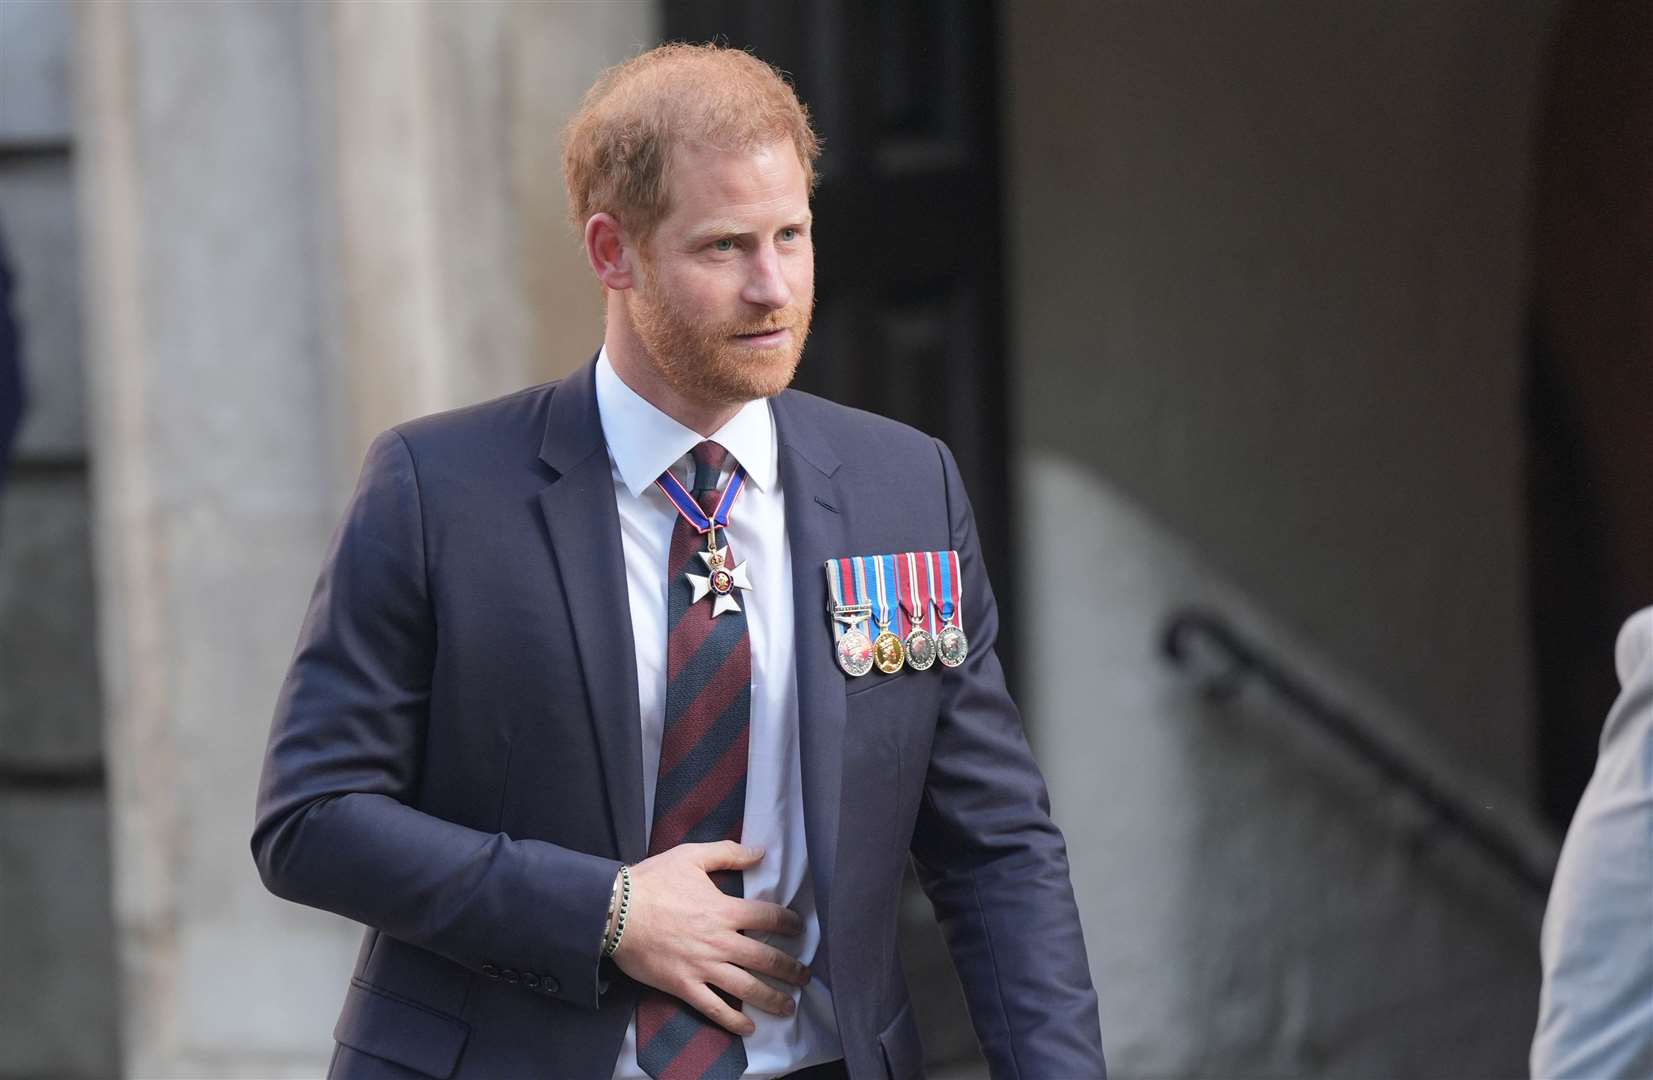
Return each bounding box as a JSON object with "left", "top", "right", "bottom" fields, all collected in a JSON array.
[
  {"left": 74, "top": 2, "right": 653, "bottom": 1074},
  {"left": 77, "top": 3, "right": 349, "bottom": 1075},
  {"left": 325, "top": 0, "right": 644, "bottom": 484},
  {"left": 0, "top": 1, "right": 119, "bottom": 1076}
]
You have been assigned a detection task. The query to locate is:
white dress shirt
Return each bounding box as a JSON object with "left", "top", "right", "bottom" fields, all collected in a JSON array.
[
  {"left": 1531, "top": 606, "right": 1653, "bottom": 1080},
  {"left": 595, "top": 349, "right": 842, "bottom": 1078}
]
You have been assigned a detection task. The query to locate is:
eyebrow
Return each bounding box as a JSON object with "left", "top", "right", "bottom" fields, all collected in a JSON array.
[{"left": 686, "top": 213, "right": 813, "bottom": 243}]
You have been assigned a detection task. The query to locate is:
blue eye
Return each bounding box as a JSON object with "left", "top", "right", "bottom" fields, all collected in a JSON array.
[
  {"left": 779, "top": 227, "right": 797, "bottom": 242},
  {"left": 713, "top": 238, "right": 735, "bottom": 252}
]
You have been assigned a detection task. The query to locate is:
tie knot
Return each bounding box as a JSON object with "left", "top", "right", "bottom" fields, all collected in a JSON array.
[{"left": 690, "top": 441, "right": 729, "bottom": 496}]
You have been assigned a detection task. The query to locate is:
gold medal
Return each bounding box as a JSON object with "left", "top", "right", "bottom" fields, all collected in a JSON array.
[
  {"left": 868, "top": 555, "right": 906, "bottom": 674},
  {"left": 873, "top": 629, "right": 906, "bottom": 674}
]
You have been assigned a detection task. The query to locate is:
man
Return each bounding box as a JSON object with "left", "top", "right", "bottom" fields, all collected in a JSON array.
[
  {"left": 254, "top": 44, "right": 1104, "bottom": 1080},
  {"left": 1531, "top": 605, "right": 1653, "bottom": 1079}
]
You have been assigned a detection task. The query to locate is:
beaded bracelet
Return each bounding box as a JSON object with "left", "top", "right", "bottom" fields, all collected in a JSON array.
[{"left": 602, "top": 865, "right": 632, "bottom": 958}]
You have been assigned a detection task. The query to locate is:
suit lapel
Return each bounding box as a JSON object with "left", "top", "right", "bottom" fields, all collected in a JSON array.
[
  {"left": 771, "top": 392, "right": 847, "bottom": 951},
  {"left": 536, "top": 359, "right": 647, "bottom": 861}
]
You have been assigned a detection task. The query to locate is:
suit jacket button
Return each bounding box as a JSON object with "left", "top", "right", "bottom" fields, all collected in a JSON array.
[
  {"left": 481, "top": 963, "right": 500, "bottom": 979},
  {"left": 542, "top": 975, "right": 560, "bottom": 994},
  {"left": 502, "top": 968, "right": 520, "bottom": 984},
  {"left": 523, "top": 973, "right": 540, "bottom": 989}
]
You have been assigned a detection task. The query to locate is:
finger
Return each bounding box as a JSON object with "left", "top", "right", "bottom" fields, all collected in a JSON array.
[
  {"left": 694, "top": 840, "right": 765, "bottom": 872},
  {"left": 708, "top": 963, "right": 795, "bottom": 1018},
  {"left": 727, "top": 898, "right": 804, "bottom": 936},
  {"left": 723, "top": 935, "right": 810, "bottom": 987},
  {"left": 684, "top": 982, "right": 757, "bottom": 1037}
]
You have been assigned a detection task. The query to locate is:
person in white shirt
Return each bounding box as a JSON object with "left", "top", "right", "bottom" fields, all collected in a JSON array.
[{"left": 1532, "top": 605, "right": 1653, "bottom": 1079}]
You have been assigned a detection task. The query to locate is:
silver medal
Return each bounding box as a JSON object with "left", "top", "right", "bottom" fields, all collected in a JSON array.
[
  {"left": 836, "top": 627, "right": 875, "bottom": 677},
  {"left": 904, "top": 626, "right": 937, "bottom": 670}
]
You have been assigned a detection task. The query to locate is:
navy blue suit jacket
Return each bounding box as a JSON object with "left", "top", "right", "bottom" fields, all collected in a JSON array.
[{"left": 253, "top": 358, "right": 1105, "bottom": 1079}]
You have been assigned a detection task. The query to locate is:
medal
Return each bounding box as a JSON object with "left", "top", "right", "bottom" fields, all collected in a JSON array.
[
  {"left": 837, "top": 628, "right": 874, "bottom": 678},
  {"left": 687, "top": 534, "right": 753, "bottom": 617},
  {"left": 933, "top": 549, "right": 969, "bottom": 668},
  {"left": 900, "top": 551, "right": 937, "bottom": 671},
  {"left": 827, "top": 549, "right": 966, "bottom": 677},
  {"left": 656, "top": 459, "right": 751, "bottom": 617},
  {"left": 826, "top": 557, "right": 874, "bottom": 677},
  {"left": 871, "top": 554, "right": 905, "bottom": 674}
]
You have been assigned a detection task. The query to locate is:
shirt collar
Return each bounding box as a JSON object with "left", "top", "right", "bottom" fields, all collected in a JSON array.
[{"left": 594, "top": 346, "right": 778, "bottom": 499}]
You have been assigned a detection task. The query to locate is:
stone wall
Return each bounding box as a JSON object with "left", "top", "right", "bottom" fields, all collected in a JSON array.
[
  {"left": 71, "top": 2, "right": 652, "bottom": 1074},
  {"left": 0, "top": 1, "right": 120, "bottom": 1076}
]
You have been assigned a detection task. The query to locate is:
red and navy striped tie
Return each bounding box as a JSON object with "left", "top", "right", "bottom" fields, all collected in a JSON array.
[{"left": 637, "top": 440, "right": 751, "bottom": 1080}]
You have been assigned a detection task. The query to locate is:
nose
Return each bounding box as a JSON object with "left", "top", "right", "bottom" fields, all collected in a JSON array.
[{"left": 741, "top": 244, "right": 792, "bottom": 311}]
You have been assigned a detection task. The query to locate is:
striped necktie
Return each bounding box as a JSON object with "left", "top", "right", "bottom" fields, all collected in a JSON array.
[{"left": 637, "top": 440, "right": 751, "bottom": 1080}]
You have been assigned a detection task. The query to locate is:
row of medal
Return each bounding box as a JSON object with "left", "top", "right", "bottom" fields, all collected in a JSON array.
[{"left": 824, "top": 551, "right": 969, "bottom": 677}]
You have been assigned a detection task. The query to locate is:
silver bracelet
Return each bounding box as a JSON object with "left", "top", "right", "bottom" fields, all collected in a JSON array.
[
  {"left": 600, "top": 871, "right": 622, "bottom": 950},
  {"left": 603, "top": 865, "right": 632, "bottom": 958}
]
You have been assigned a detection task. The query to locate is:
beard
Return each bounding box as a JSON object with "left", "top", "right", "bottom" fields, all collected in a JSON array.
[{"left": 628, "top": 261, "right": 813, "bottom": 406}]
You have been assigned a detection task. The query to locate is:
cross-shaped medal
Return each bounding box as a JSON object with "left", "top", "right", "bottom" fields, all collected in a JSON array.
[{"left": 685, "top": 527, "right": 753, "bottom": 617}]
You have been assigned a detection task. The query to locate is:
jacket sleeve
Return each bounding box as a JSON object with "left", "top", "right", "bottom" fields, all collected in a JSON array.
[
  {"left": 908, "top": 437, "right": 1108, "bottom": 1079},
  {"left": 251, "top": 429, "right": 620, "bottom": 1009}
]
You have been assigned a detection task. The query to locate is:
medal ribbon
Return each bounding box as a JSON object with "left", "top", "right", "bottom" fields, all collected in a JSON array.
[
  {"left": 899, "top": 553, "right": 926, "bottom": 635},
  {"left": 826, "top": 551, "right": 960, "bottom": 652},
  {"left": 829, "top": 558, "right": 858, "bottom": 607},
  {"left": 654, "top": 463, "right": 748, "bottom": 536},
  {"left": 948, "top": 549, "right": 964, "bottom": 632},
  {"left": 881, "top": 554, "right": 903, "bottom": 636},
  {"left": 871, "top": 555, "right": 898, "bottom": 634},
  {"left": 922, "top": 550, "right": 938, "bottom": 632},
  {"left": 852, "top": 556, "right": 871, "bottom": 624},
  {"left": 826, "top": 558, "right": 860, "bottom": 646},
  {"left": 933, "top": 549, "right": 955, "bottom": 625}
]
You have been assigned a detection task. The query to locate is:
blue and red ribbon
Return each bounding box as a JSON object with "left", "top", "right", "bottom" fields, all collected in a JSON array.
[{"left": 654, "top": 463, "right": 748, "bottom": 536}]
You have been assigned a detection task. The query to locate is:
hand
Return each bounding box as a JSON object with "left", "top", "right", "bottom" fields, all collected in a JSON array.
[{"left": 612, "top": 841, "right": 810, "bottom": 1035}]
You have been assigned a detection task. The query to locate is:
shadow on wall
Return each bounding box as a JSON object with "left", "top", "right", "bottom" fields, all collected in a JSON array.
[
  {"left": 0, "top": 224, "right": 22, "bottom": 481},
  {"left": 1019, "top": 450, "right": 1545, "bottom": 1077}
]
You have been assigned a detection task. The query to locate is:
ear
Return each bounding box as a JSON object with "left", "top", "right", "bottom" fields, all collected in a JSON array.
[{"left": 584, "top": 212, "right": 638, "bottom": 291}]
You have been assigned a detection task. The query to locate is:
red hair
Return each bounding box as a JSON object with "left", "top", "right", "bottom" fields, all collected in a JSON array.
[{"left": 562, "top": 43, "right": 821, "bottom": 241}]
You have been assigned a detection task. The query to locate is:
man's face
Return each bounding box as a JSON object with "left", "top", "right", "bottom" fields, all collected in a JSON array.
[{"left": 627, "top": 139, "right": 815, "bottom": 406}]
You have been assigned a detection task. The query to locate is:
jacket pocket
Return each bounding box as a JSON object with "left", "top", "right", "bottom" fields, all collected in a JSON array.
[
  {"left": 878, "top": 998, "right": 925, "bottom": 1080},
  {"left": 845, "top": 668, "right": 912, "bottom": 697},
  {"left": 333, "top": 978, "right": 471, "bottom": 1079}
]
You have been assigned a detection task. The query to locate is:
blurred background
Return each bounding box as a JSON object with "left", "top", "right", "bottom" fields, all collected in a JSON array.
[{"left": 1, "top": 1, "right": 1648, "bottom": 1077}]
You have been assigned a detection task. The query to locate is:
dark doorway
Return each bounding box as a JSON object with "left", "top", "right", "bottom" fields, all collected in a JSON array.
[{"left": 1527, "top": 1, "right": 1653, "bottom": 829}]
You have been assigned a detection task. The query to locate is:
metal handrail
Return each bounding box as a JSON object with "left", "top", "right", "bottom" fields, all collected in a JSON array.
[{"left": 1161, "top": 607, "right": 1553, "bottom": 896}]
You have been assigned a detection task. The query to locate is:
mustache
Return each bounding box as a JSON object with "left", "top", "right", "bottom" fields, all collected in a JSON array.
[
  {"left": 717, "top": 307, "right": 810, "bottom": 338},
  {"left": 730, "top": 318, "right": 797, "bottom": 336}
]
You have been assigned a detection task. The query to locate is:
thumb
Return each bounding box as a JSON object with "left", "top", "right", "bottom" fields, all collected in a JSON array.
[{"left": 696, "top": 840, "right": 764, "bottom": 871}]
